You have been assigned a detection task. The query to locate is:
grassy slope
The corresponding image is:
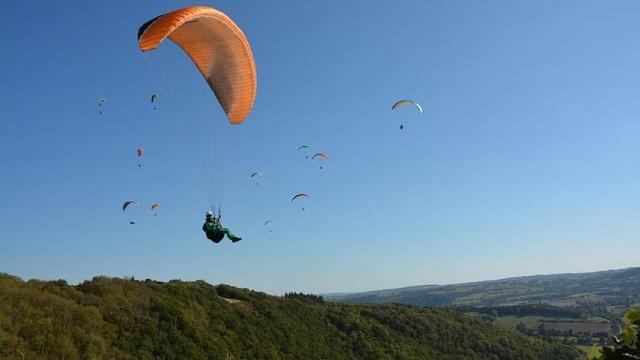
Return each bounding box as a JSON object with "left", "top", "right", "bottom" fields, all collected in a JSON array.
[{"left": 0, "top": 274, "right": 580, "bottom": 360}]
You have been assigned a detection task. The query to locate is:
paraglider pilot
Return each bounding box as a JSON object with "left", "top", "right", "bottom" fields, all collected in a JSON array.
[{"left": 202, "top": 210, "right": 242, "bottom": 243}]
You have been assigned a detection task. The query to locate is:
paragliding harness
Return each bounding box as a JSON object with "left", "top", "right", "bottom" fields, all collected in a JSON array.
[{"left": 203, "top": 210, "right": 242, "bottom": 244}]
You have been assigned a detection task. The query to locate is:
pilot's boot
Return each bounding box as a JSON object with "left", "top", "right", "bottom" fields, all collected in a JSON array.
[{"left": 223, "top": 228, "right": 242, "bottom": 243}]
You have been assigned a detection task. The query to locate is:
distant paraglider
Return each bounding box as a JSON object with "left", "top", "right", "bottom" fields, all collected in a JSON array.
[
  {"left": 151, "top": 94, "right": 159, "bottom": 110},
  {"left": 391, "top": 99, "right": 423, "bottom": 130},
  {"left": 312, "top": 152, "right": 329, "bottom": 170},
  {"left": 136, "top": 147, "right": 144, "bottom": 167},
  {"left": 263, "top": 220, "right": 273, "bottom": 233},
  {"left": 298, "top": 145, "right": 311, "bottom": 159},
  {"left": 122, "top": 200, "right": 139, "bottom": 224},
  {"left": 98, "top": 97, "right": 105, "bottom": 114},
  {"left": 250, "top": 171, "right": 262, "bottom": 186},
  {"left": 150, "top": 203, "right": 160, "bottom": 216},
  {"left": 291, "top": 193, "right": 309, "bottom": 211}
]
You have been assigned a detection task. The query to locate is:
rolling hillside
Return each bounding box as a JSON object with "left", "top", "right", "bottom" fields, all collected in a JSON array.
[{"left": 0, "top": 273, "right": 580, "bottom": 359}]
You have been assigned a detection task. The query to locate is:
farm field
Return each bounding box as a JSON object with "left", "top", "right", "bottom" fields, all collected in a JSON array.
[{"left": 539, "top": 320, "right": 611, "bottom": 335}]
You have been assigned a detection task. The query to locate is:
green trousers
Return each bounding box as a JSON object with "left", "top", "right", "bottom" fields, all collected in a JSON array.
[
  {"left": 219, "top": 227, "right": 241, "bottom": 241},
  {"left": 204, "top": 223, "right": 241, "bottom": 243}
]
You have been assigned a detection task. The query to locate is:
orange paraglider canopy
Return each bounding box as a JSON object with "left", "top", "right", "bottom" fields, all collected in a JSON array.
[{"left": 138, "top": 6, "right": 257, "bottom": 124}]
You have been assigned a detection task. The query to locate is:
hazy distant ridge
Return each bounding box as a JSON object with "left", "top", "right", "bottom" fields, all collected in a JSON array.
[{"left": 326, "top": 267, "right": 640, "bottom": 307}]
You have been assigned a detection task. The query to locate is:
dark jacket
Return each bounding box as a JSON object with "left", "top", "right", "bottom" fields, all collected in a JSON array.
[{"left": 203, "top": 220, "right": 224, "bottom": 243}]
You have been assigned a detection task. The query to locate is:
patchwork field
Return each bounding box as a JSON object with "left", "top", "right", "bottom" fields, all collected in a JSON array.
[{"left": 539, "top": 320, "right": 611, "bottom": 335}]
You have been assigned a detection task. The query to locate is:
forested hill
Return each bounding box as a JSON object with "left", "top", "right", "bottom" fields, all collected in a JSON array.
[
  {"left": 0, "top": 274, "right": 579, "bottom": 359},
  {"left": 327, "top": 267, "right": 640, "bottom": 307}
]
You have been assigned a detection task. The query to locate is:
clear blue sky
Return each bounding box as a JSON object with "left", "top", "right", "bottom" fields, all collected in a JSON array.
[{"left": 1, "top": 0, "right": 639, "bottom": 295}]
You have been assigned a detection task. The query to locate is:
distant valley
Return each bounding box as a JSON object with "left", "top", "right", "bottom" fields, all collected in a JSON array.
[{"left": 327, "top": 267, "right": 640, "bottom": 354}]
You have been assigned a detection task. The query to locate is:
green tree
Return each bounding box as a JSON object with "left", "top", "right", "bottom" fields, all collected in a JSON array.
[{"left": 600, "top": 308, "right": 640, "bottom": 359}]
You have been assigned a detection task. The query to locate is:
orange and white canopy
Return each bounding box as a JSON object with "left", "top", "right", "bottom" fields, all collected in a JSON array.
[{"left": 138, "top": 6, "right": 257, "bottom": 124}]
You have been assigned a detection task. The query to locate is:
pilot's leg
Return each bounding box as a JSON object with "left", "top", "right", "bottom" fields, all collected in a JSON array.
[{"left": 221, "top": 228, "right": 242, "bottom": 242}]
